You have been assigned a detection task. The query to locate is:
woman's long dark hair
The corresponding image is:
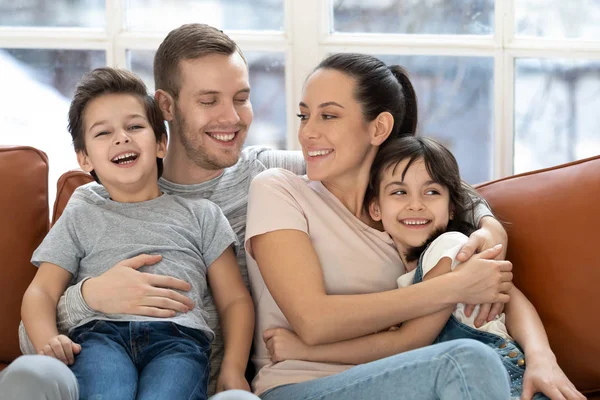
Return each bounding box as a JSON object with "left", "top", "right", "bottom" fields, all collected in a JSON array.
[{"left": 367, "top": 136, "right": 482, "bottom": 262}]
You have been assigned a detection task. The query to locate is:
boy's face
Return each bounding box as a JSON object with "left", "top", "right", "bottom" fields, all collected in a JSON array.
[
  {"left": 369, "top": 157, "right": 451, "bottom": 251},
  {"left": 77, "top": 93, "right": 166, "bottom": 201},
  {"left": 162, "top": 52, "right": 253, "bottom": 171}
]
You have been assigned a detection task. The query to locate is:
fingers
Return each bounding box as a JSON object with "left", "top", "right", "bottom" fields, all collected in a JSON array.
[
  {"left": 498, "top": 260, "right": 513, "bottom": 272},
  {"left": 142, "top": 293, "right": 193, "bottom": 313},
  {"left": 135, "top": 306, "right": 177, "bottom": 318},
  {"left": 42, "top": 335, "right": 74, "bottom": 365},
  {"left": 474, "top": 244, "right": 503, "bottom": 260},
  {"left": 263, "top": 328, "right": 277, "bottom": 342},
  {"left": 474, "top": 303, "right": 492, "bottom": 328},
  {"left": 146, "top": 274, "right": 191, "bottom": 292},
  {"left": 487, "top": 302, "right": 504, "bottom": 322},
  {"left": 125, "top": 254, "right": 163, "bottom": 270},
  {"left": 71, "top": 342, "right": 82, "bottom": 355},
  {"left": 463, "top": 304, "right": 475, "bottom": 317},
  {"left": 500, "top": 271, "right": 513, "bottom": 284},
  {"left": 456, "top": 237, "right": 479, "bottom": 261}
]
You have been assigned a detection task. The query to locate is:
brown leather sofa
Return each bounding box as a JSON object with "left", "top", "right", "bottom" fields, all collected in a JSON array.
[{"left": 1, "top": 145, "right": 599, "bottom": 398}]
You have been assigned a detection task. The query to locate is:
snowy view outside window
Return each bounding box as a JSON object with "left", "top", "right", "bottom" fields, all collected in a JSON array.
[{"left": 0, "top": 0, "right": 599, "bottom": 205}]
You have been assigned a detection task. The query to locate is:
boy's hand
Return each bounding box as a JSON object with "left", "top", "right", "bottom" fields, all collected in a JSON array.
[
  {"left": 263, "top": 328, "right": 311, "bottom": 363},
  {"left": 38, "top": 334, "right": 81, "bottom": 365},
  {"left": 216, "top": 367, "right": 251, "bottom": 393}
]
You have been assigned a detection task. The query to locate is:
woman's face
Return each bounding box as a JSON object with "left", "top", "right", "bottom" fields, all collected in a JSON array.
[{"left": 297, "top": 68, "right": 376, "bottom": 182}]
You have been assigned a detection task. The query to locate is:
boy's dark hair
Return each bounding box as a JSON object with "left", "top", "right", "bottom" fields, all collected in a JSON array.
[
  {"left": 68, "top": 67, "right": 167, "bottom": 182},
  {"left": 154, "top": 23, "right": 245, "bottom": 98},
  {"left": 367, "top": 136, "right": 482, "bottom": 262},
  {"left": 315, "top": 53, "right": 418, "bottom": 144}
]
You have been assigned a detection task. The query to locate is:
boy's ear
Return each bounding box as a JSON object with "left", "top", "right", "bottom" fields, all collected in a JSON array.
[
  {"left": 157, "top": 134, "right": 167, "bottom": 159},
  {"left": 155, "top": 89, "right": 175, "bottom": 122},
  {"left": 369, "top": 200, "right": 382, "bottom": 222},
  {"left": 77, "top": 151, "right": 94, "bottom": 173},
  {"left": 370, "top": 111, "right": 394, "bottom": 146}
]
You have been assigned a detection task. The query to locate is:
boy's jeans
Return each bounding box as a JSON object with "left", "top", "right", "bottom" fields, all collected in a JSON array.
[{"left": 69, "top": 320, "right": 211, "bottom": 400}]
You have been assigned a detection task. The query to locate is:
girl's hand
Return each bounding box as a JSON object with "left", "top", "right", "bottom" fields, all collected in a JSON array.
[
  {"left": 263, "top": 328, "right": 311, "bottom": 363},
  {"left": 216, "top": 367, "right": 251, "bottom": 393},
  {"left": 521, "top": 353, "right": 585, "bottom": 400},
  {"left": 38, "top": 334, "right": 81, "bottom": 365},
  {"left": 453, "top": 244, "right": 513, "bottom": 305}
]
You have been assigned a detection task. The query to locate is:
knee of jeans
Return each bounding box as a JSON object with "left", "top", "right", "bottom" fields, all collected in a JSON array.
[
  {"left": 9, "top": 355, "right": 78, "bottom": 388},
  {"left": 450, "top": 339, "right": 505, "bottom": 370}
]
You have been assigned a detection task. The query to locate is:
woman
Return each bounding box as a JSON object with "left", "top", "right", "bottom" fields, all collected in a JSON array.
[{"left": 245, "top": 53, "right": 578, "bottom": 399}]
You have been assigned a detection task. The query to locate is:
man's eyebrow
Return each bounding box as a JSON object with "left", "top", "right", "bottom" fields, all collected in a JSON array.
[
  {"left": 194, "top": 88, "right": 251, "bottom": 96},
  {"left": 298, "top": 101, "right": 344, "bottom": 109}
]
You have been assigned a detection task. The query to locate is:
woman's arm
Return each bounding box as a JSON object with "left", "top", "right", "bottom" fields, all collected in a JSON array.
[
  {"left": 504, "top": 289, "right": 585, "bottom": 399},
  {"left": 264, "top": 258, "right": 455, "bottom": 364},
  {"left": 252, "top": 230, "right": 512, "bottom": 346}
]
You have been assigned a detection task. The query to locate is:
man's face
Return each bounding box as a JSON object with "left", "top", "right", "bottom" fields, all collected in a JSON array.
[{"left": 170, "top": 53, "right": 253, "bottom": 171}]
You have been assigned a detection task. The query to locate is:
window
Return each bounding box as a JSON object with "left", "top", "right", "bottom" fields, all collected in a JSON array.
[{"left": 1, "top": 0, "right": 599, "bottom": 206}]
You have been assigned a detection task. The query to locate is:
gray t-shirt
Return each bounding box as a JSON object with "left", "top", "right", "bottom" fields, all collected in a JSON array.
[{"left": 31, "top": 187, "right": 237, "bottom": 338}]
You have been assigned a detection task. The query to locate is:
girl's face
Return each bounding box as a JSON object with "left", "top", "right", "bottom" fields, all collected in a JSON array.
[
  {"left": 370, "top": 157, "right": 452, "bottom": 251},
  {"left": 297, "top": 68, "right": 378, "bottom": 183}
]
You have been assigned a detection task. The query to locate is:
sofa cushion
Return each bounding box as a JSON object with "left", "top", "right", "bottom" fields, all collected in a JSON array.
[
  {"left": 0, "top": 146, "right": 49, "bottom": 365},
  {"left": 52, "top": 170, "right": 94, "bottom": 225},
  {"left": 476, "top": 155, "right": 600, "bottom": 395}
]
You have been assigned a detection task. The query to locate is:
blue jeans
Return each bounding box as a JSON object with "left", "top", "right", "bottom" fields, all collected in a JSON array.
[
  {"left": 69, "top": 320, "right": 211, "bottom": 400},
  {"left": 413, "top": 260, "right": 549, "bottom": 400},
  {"left": 261, "top": 339, "right": 510, "bottom": 400}
]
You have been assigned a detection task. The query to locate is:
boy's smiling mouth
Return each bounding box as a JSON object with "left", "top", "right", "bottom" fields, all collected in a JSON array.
[{"left": 111, "top": 152, "right": 139, "bottom": 165}]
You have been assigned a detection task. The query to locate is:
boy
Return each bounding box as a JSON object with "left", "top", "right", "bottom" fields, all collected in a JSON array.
[{"left": 21, "top": 67, "right": 254, "bottom": 399}]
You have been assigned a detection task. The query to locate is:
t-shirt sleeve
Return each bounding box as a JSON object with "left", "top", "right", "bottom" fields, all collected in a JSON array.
[
  {"left": 245, "top": 169, "right": 308, "bottom": 259},
  {"left": 257, "top": 149, "right": 306, "bottom": 175},
  {"left": 461, "top": 182, "right": 494, "bottom": 225},
  {"left": 198, "top": 200, "right": 238, "bottom": 268},
  {"left": 30, "top": 204, "right": 83, "bottom": 276},
  {"left": 420, "top": 232, "right": 469, "bottom": 277}
]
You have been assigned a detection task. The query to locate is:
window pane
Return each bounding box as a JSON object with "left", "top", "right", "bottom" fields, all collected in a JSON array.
[
  {"left": 514, "top": 59, "right": 600, "bottom": 174},
  {"left": 128, "top": 50, "right": 287, "bottom": 149},
  {"left": 378, "top": 55, "right": 494, "bottom": 184},
  {"left": 125, "top": 0, "right": 284, "bottom": 31},
  {"left": 332, "top": 0, "right": 494, "bottom": 35},
  {"left": 0, "top": 0, "right": 105, "bottom": 28},
  {"left": 0, "top": 49, "right": 106, "bottom": 205},
  {"left": 515, "top": 0, "right": 600, "bottom": 40}
]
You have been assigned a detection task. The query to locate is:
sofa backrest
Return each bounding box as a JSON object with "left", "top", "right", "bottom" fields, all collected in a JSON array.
[
  {"left": 0, "top": 146, "right": 49, "bottom": 366},
  {"left": 52, "top": 170, "right": 94, "bottom": 225},
  {"left": 476, "top": 154, "right": 600, "bottom": 394}
]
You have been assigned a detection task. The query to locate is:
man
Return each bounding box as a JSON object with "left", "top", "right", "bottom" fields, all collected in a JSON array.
[{"left": 6, "top": 23, "right": 506, "bottom": 399}]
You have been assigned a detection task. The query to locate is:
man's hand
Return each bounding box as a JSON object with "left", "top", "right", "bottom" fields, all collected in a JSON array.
[
  {"left": 216, "top": 366, "right": 251, "bottom": 393},
  {"left": 38, "top": 334, "right": 81, "bottom": 365},
  {"left": 82, "top": 254, "right": 194, "bottom": 317},
  {"left": 521, "top": 352, "right": 585, "bottom": 400},
  {"left": 456, "top": 217, "right": 509, "bottom": 327},
  {"left": 263, "top": 328, "right": 311, "bottom": 363}
]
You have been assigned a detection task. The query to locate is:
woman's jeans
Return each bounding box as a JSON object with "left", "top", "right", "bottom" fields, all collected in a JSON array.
[
  {"left": 261, "top": 339, "right": 510, "bottom": 400},
  {"left": 69, "top": 320, "right": 211, "bottom": 400}
]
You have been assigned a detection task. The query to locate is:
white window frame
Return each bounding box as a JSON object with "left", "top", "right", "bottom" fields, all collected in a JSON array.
[{"left": 1, "top": 0, "right": 599, "bottom": 179}]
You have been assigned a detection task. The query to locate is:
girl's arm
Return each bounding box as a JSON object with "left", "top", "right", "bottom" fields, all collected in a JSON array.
[
  {"left": 21, "top": 263, "right": 76, "bottom": 362},
  {"left": 208, "top": 246, "right": 254, "bottom": 392},
  {"left": 265, "top": 258, "right": 455, "bottom": 364},
  {"left": 504, "top": 288, "right": 585, "bottom": 399},
  {"left": 252, "top": 230, "right": 511, "bottom": 346}
]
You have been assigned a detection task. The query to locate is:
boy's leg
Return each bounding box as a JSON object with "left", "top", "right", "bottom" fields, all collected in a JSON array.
[
  {"left": 261, "top": 339, "right": 510, "bottom": 400},
  {"left": 0, "top": 355, "right": 79, "bottom": 400},
  {"left": 136, "top": 322, "right": 211, "bottom": 400},
  {"left": 69, "top": 321, "right": 138, "bottom": 399}
]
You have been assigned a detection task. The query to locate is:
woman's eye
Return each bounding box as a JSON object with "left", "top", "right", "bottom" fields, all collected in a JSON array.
[
  {"left": 322, "top": 114, "right": 336, "bottom": 120},
  {"left": 296, "top": 113, "right": 308, "bottom": 121}
]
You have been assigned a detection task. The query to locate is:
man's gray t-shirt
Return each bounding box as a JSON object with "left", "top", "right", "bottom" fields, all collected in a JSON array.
[{"left": 31, "top": 187, "right": 237, "bottom": 338}]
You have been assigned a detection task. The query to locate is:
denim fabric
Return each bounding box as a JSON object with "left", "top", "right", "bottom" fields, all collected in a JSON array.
[
  {"left": 413, "top": 257, "right": 549, "bottom": 400},
  {"left": 260, "top": 339, "right": 510, "bottom": 400},
  {"left": 69, "top": 320, "right": 211, "bottom": 400}
]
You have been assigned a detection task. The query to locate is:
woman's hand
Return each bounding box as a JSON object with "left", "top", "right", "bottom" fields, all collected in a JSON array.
[
  {"left": 263, "top": 328, "right": 312, "bottom": 363},
  {"left": 82, "top": 254, "right": 194, "bottom": 317},
  {"left": 521, "top": 352, "right": 585, "bottom": 400},
  {"left": 452, "top": 244, "right": 513, "bottom": 305}
]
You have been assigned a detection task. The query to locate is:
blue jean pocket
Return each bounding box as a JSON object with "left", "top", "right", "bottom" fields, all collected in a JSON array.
[
  {"left": 69, "top": 320, "right": 108, "bottom": 342},
  {"left": 169, "top": 323, "right": 211, "bottom": 352}
]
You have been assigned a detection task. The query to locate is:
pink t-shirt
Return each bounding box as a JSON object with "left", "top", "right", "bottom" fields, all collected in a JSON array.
[{"left": 245, "top": 168, "right": 404, "bottom": 395}]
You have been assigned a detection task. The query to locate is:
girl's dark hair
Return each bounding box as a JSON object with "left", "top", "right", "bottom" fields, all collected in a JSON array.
[
  {"left": 315, "top": 53, "right": 418, "bottom": 142},
  {"left": 367, "top": 136, "right": 482, "bottom": 261}
]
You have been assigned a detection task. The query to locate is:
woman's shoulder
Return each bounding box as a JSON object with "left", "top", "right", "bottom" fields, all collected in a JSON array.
[{"left": 251, "top": 168, "right": 308, "bottom": 191}]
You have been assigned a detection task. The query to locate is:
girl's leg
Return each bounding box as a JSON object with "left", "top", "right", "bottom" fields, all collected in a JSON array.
[
  {"left": 136, "top": 323, "right": 211, "bottom": 400},
  {"left": 70, "top": 321, "right": 138, "bottom": 400},
  {"left": 261, "top": 339, "right": 510, "bottom": 400}
]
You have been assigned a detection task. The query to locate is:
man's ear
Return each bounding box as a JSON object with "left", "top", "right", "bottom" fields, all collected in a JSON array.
[
  {"left": 370, "top": 111, "right": 394, "bottom": 146},
  {"left": 77, "top": 150, "right": 94, "bottom": 172},
  {"left": 155, "top": 89, "right": 176, "bottom": 122},
  {"left": 157, "top": 133, "right": 167, "bottom": 159},
  {"left": 369, "top": 200, "right": 382, "bottom": 222}
]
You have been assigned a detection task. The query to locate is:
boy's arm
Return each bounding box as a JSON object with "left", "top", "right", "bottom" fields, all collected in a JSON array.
[
  {"left": 504, "top": 288, "right": 584, "bottom": 399},
  {"left": 22, "top": 262, "right": 79, "bottom": 363},
  {"left": 265, "top": 258, "right": 454, "bottom": 365},
  {"left": 208, "top": 246, "right": 254, "bottom": 392}
]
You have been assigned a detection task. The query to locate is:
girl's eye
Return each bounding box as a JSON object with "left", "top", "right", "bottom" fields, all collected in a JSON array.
[
  {"left": 392, "top": 190, "right": 406, "bottom": 196},
  {"left": 296, "top": 113, "right": 308, "bottom": 121},
  {"left": 425, "top": 190, "right": 441, "bottom": 195},
  {"left": 128, "top": 125, "right": 143, "bottom": 131}
]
